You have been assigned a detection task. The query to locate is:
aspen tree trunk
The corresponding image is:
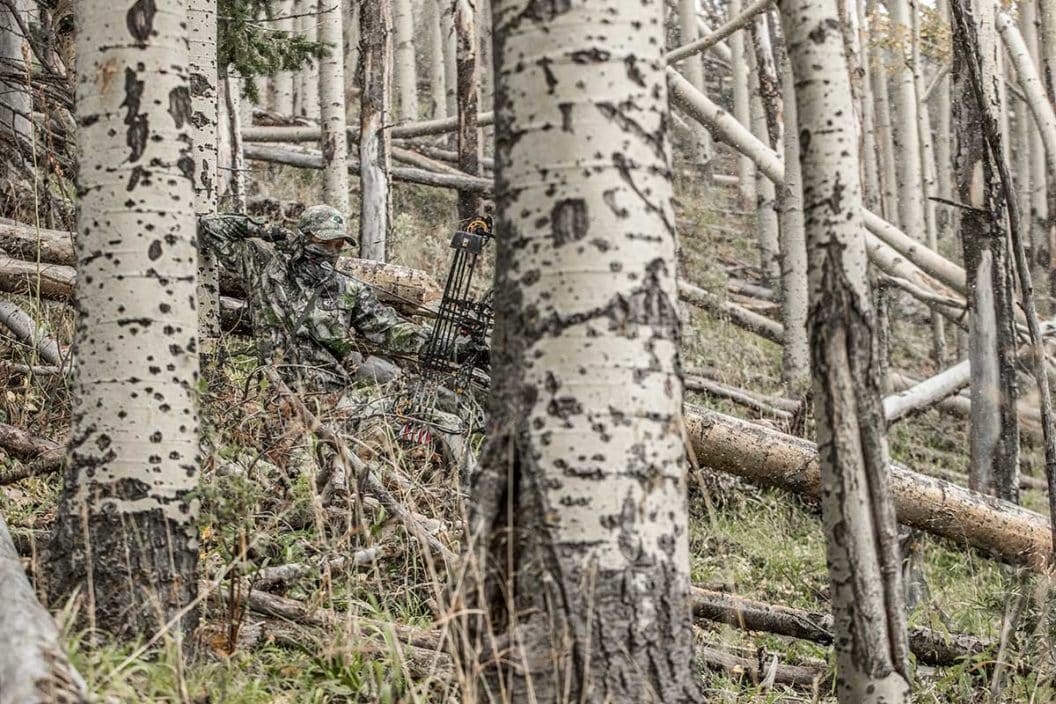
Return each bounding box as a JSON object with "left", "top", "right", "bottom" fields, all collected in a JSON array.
[
  {"left": 1014, "top": 10, "right": 1035, "bottom": 262},
  {"left": 49, "top": 0, "right": 201, "bottom": 638},
  {"left": 272, "top": 0, "right": 296, "bottom": 114},
  {"left": 747, "top": 28, "right": 781, "bottom": 284},
  {"left": 0, "top": 0, "right": 30, "bottom": 145},
  {"left": 1038, "top": 0, "right": 1056, "bottom": 284},
  {"left": 888, "top": 0, "right": 926, "bottom": 241},
  {"left": 343, "top": 0, "right": 360, "bottom": 116},
  {"left": 393, "top": 0, "right": 419, "bottom": 121},
  {"left": 955, "top": 0, "right": 1019, "bottom": 501},
  {"left": 359, "top": 0, "right": 393, "bottom": 261},
  {"left": 319, "top": 0, "right": 349, "bottom": 216},
  {"left": 780, "top": 0, "right": 912, "bottom": 698},
  {"left": 465, "top": 1, "right": 700, "bottom": 700},
  {"left": 478, "top": 0, "right": 494, "bottom": 113},
  {"left": 778, "top": 48, "right": 809, "bottom": 393},
  {"left": 1024, "top": 0, "right": 1050, "bottom": 266},
  {"left": 223, "top": 71, "right": 248, "bottom": 213},
  {"left": 911, "top": 0, "right": 945, "bottom": 366},
  {"left": 298, "top": 0, "right": 320, "bottom": 119},
  {"left": 853, "top": 0, "right": 880, "bottom": 211},
  {"left": 677, "top": 0, "right": 714, "bottom": 173},
  {"left": 426, "top": 0, "right": 447, "bottom": 118},
  {"left": 189, "top": 0, "right": 220, "bottom": 355},
  {"left": 936, "top": 0, "right": 953, "bottom": 244},
  {"left": 454, "top": 0, "right": 481, "bottom": 219},
  {"left": 730, "top": 0, "right": 757, "bottom": 208},
  {"left": 442, "top": 0, "right": 457, "bottom": 119},
  {"left": 869, "top": 0, "right": 900, "bottom": 224}
]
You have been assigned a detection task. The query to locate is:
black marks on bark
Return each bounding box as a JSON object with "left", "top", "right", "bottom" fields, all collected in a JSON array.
[
  {"left": 122, "top": 68, "right": 148, "bottom": 162},
  {"left": 177, "top": 155, "right": 195, "bottom": 181},
  {"left": 168, "top": 85, "right": 192, "bottom": 128},
  {"left": 523, "top": 0, "right": 572, "bottom": 23},
  {"left": 558, "top": 102, "right": 574, "bottom": 132},
  {"left": 570, "top": 48, "right": 611, "bottom": 64},
  {"left": 596, "top": 102, "right": 667, "bottom": 162},
  {"left": 538, "top": 56, "right": 558, "bottom": 94},
  {"left": 127, "top": 0, "right": 157, "bottom": 43},
  {"left": 551, "top": 199, "right": 588, "bottom": 246},
  {"left": 547, "top": 396, "right": 583, "bottom": 422},
  {"left": 624, "top": 56, "right": 647, "bottom": 88},
  {"left": 148, "top": 240, "right": 163, "bottom": 261},
  {"left": 808, "top": 18, "right": 840, "bottom": 45},
  {"left": 603, "top": 188, "right": 630, "bottom": 219}
]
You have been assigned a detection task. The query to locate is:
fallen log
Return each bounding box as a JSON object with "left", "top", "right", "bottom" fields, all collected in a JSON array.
[
  {"left": 697, "top": 643, "right": 824, "bottom": 689},
  {"left": 253, "top": 547, "right": 387, "bottom": 590},
  {"left": 243, "top": 144, "right": 494, "bottom": 194},
  {"left": 0, "top": 301, "right": 63, "bottom": 366},
  {"left": 679, "top": 281, "right": 784, "bottom": 344},
  {"left": 883, "top": 360, "right": 971, "bottom": 424},
  {"left": 0, "top": 218, "right": 74, "bottom": 266},
  {"left": 0, "top": 422, "right": 58, "bottom": 461},
  {"left": 684, "top": 405, "right": 1053, "bottom": 569},
  {"left": 685, "top": 376, "right": 793, "bottom": 420},
  {"left": 691, "top": 587, "right": 992, "bottom": 667},
  {"left": 0, "top": 514, "right": 87, "bottom": 704}
]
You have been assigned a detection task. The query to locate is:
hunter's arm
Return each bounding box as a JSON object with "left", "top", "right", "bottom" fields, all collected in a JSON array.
[{"left": 197, "top": 214, "right": 287, "bottom": 271}]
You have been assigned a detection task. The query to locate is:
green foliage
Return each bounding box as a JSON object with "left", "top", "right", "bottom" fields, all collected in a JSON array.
[{"left": 218, "top": 0, "right": 328, "bottom": 101}]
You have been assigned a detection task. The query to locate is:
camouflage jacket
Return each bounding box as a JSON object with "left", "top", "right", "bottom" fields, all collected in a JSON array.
[{"left": 199, "top": 214, "right": 428, "bottom": 389}]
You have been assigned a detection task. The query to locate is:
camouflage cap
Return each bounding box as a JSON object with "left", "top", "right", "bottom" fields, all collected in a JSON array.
[{"left": 298, "top": 205, "right": 355, "bottom": 243}]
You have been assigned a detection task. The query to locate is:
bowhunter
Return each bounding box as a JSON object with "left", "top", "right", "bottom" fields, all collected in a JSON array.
[{"left": 198, "top": 205, "right": 430, "bottom": 390}]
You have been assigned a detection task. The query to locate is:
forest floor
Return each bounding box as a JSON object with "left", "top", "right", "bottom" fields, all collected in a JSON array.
[{"left": 0, "top": 161, "right": 1049, "bottom": 702}]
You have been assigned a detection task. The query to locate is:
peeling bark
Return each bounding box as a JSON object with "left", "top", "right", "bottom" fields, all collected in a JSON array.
[{"left": 465, "top": 1, "right": 700, "bottom": 701}]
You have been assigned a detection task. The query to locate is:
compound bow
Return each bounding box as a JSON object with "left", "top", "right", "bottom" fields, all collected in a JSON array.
[{"left": 395, "top": 216, "right": 494, "bottom": 444}]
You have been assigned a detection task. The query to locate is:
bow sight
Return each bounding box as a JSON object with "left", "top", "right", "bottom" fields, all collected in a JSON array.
[{"left": 395, "top": 216, "right": 494, "bottom": 444}]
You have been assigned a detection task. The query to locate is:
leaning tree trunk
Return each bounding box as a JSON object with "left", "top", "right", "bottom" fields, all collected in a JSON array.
[
  {"left": 393, "top": 0, "right": 418, "bottom": 121},
  {"left": 189, "top": 0, "right": 220, "bottom": 356},
  {"left": 48, "top": 0, "right": 201, "bottom": 638},
  {"left": 359, "top": 0, "right": 393, "bottom": 261},
  {"left": 454, "top": 0, "right": 481, "bottom": 220},
  {"left": 0, "top": 0, "right": 30, "bottom": 146},
  {"left": 464, "top": 0, "right": 701, "bottom": 701},
  {"left": 319, "top": 0, "right": 350, "bottom": 217},
  {"left": 780, "top": 0, "right": 912, "bottom": 699},
  {"left": 956, "top": 0, "right": 1020, "bottom": 502}
]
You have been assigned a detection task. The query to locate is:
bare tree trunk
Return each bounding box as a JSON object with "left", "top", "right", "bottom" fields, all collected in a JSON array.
[
  {"left": 0, "top": 514, "right": 86, "bottom": 704},
  {"left": 747, "top": 28, "right": 780, "bottom": 284},
  {"left": 1022, "top": 0, "right": 1050, "bottom": 267},
  {"left": 359, "top": 0, "right": 393, "bottom": 261},
  {"left": 936, "top": 1, "right": 954, "bottom": 246},
  {"left": 454, "top": 0, "right": 480, "bottom": 220},
  {"left": 889, "top": 0, "right": 926, "bottom": 244},
  {"left": 0, "top": 0, "right": 30, "bottom": 145},
  {"left": 1015, "top": 5, "right": 1036, "bottom": 263},
  {"left": 393, "top": 0, "right": 419, "bottom": 121},
  {"left": 319, "top": 0, "right": 350, "bottom": 217},
  {"left": 778, "top": 48, "right": 808, "bottom": 392},
  {"left": 464, "top": 1, "right": 701, "bottom": 700},
  {"left": 442, "top": 0, "right": 457, "bottom": 118},
  {"left": 189, "top": 0, "right": 220, "bottom": 355},
  {"left": 677, "top": 0, "right": 715, "bottom": 173},
  {"left": 49, "top": 0, "right": 201, "bottom": 638},
  {"left": 730, "top": 0, "right": 757, "bottom": 208},
  {"left": 852, "top": 0, "right": 880, "bottom": 211},
  {"left": 223, "top": 70, "right": 247, "bottom": 213},
  {"left": 343, "top": 0, "right": 359, "bottom": 117},
  {"left": 272, "top": 0, "right": 296, "bottom": 114},
  {"left": 478, "top": 0, "right": 494, "bottom": 113},
  {"left": 780, "top": 0, "right": 912, "bottom": 697},
  {"left": 957, "top": 1, "right": 1020, "bottom": 501},
  {"left": 426, "top": 0, "right": 447, "bottom": 118},
  {"left": 298, "top": 0, "right": 320, "bottom": 119},
  {"left": 869, "top": 0, "right": 899, "bottom": 224}
]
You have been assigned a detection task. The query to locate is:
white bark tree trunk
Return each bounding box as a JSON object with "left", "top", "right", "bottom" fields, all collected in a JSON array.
[
  {"left": 730, "top": 0, "right": 757, "bottom": 208},
  {"left": 343, "top": 0, "right": 359, "bottom": 117},
  {"left": 0, "top": 0, "right": 30, "bottom": 145},
  {"left": 442, "top": 0, "right": 457, "bottom": 118},
  {"left": 454, "top": 0, "right": 481, "bottom": 219},
  {"left": 189, "top": 0, "right": 220, "bottom": 355},
  {"left": 271, "top": 0, "right": 296, "bottom": 114},
  {"left": 852, "top": 0, "right": 880, "bottom": 211},
  {"left": 780, "top": 0, "right": 912, "bottom": 698},
  {"left": 49, "top": 0, "right": 201, "bottom": 638},
  {"left": 778, "top": 48, "right": 808, "bottom": 392},
  {"left": 319, "top": 0, "right": 350, "bottom": 216},
  {"left": 889, "top": 0, "right": 926, "bottom": 241},
  {"left": 222, "top": 70, "right": 247, "bottom": 213},
  {"left": 393, "top": 0, "right": 419, "bottom": 121},
  {"left": 936, "top": 0, "right": 954, "bottom": 246},
  {"left": 747, "top": 26, "right": 780, "bottom": 284},
  {"left": 677, "top": 0, "right": 714, "bottom": 172},
  {"left": 360, "top": 0, "right": 393, "bottom": 261},
  {"left": 426, "top": 0, "right": 447, "bottom": 118},
  {"left": 1021, "top": 0, "right": 1050, "bottom": 265},
  {"left": 466, "top": 0, "right": 700, "bottom": 700},
  {"left": 297, "top": 0, "right": 320, "bottom": 119},
  {"left": 869, "top": 0, "right": 899, "bottom": 224}
]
